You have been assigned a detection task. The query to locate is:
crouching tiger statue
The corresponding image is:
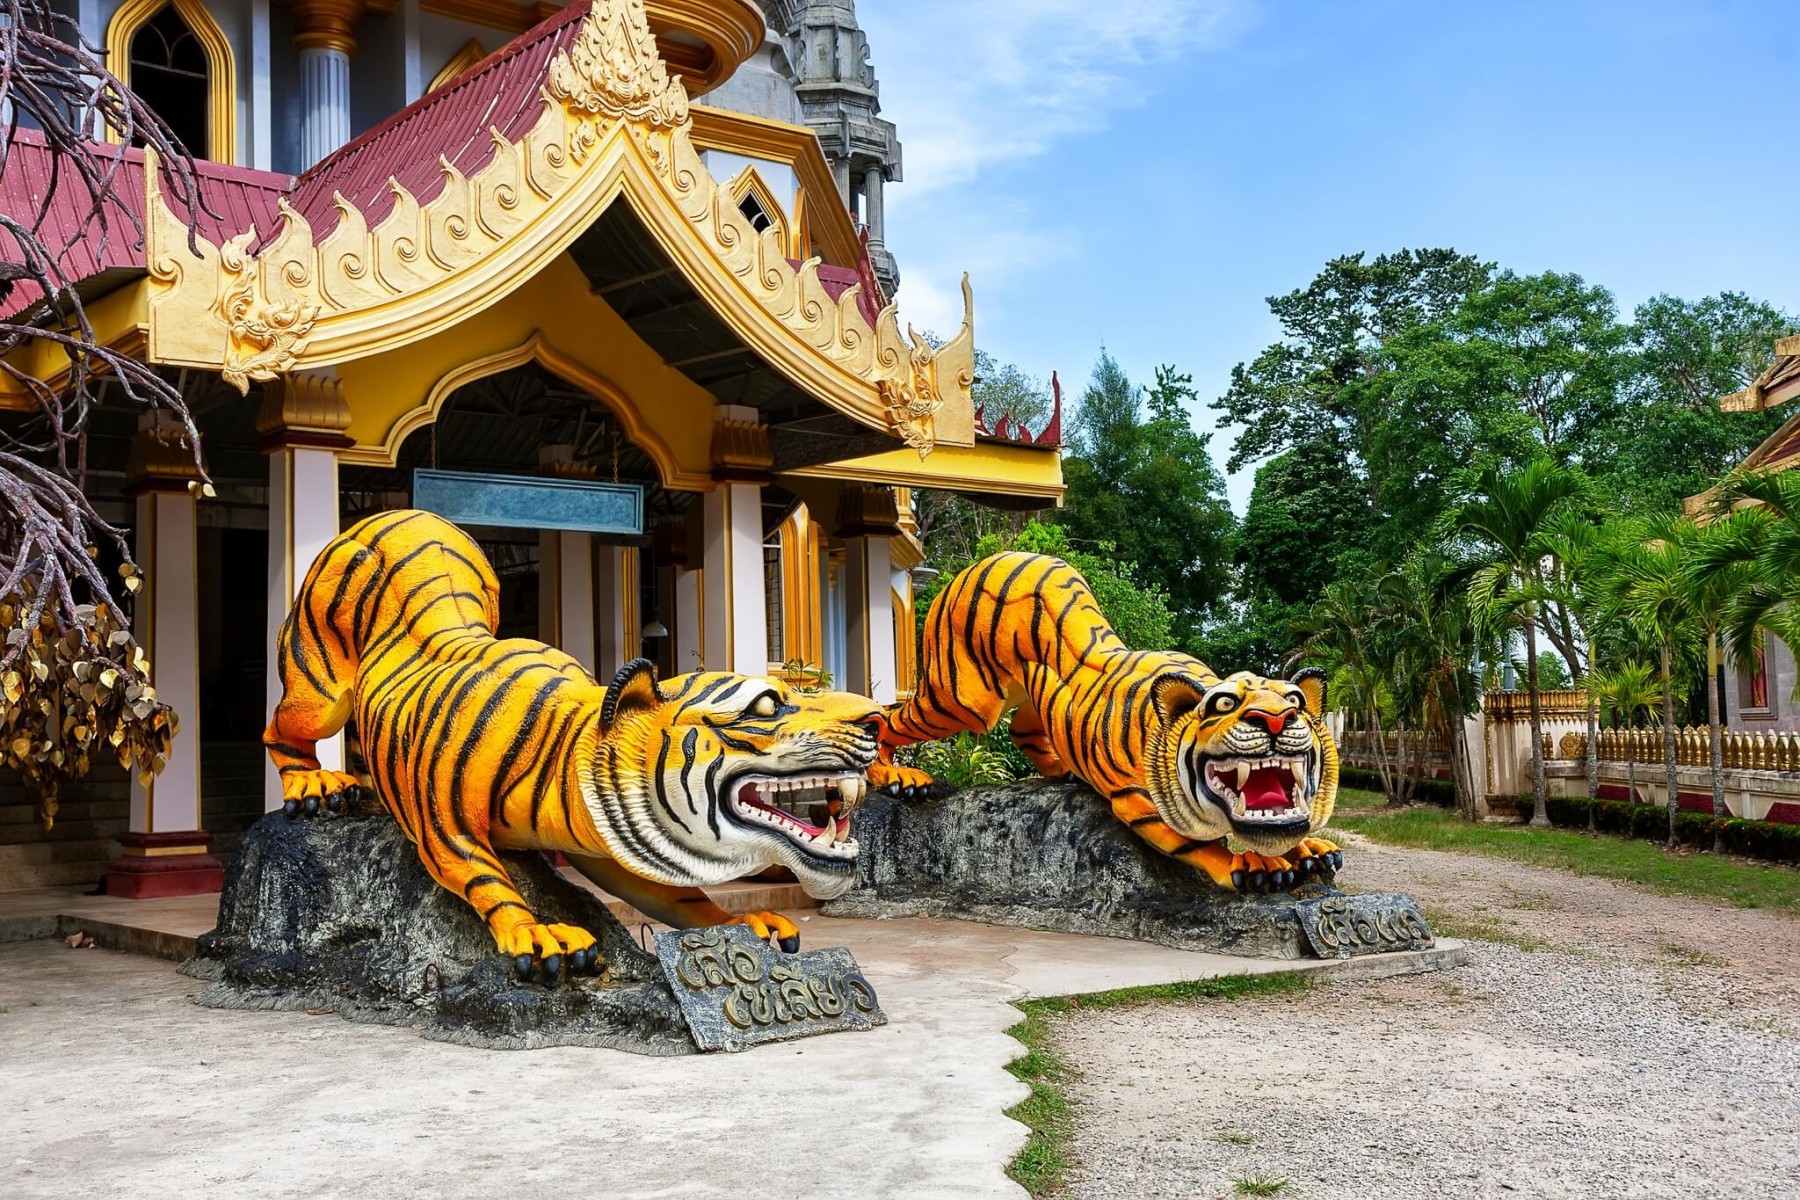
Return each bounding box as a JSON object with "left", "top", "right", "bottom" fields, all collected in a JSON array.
[
  {"left": 867, "top": 552, "right": 1342, "bottom": 893},
  {"left": 264, "top": 510, "right": 881, "bottom": 981}
]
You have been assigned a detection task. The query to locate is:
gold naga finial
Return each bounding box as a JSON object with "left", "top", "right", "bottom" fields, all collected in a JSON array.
[{"left": 546, "top": 0, "right": 689, "bottom": 128}]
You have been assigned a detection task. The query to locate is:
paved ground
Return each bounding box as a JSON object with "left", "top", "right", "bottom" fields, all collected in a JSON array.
[
  {"left": 0, "top": 902, "right": 1447, "bottom": 1200},
  {"left": 1057, "top": 834, "right": 1800, "bottom": 1200}
]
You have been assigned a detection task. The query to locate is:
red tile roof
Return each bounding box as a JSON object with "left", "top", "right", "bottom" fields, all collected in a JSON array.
[
  {"left": 277, "top": 4, "right": 586, "bottom": 246},
  {"left": 0, "top": 128, "right": 290, "bottom": 320}
]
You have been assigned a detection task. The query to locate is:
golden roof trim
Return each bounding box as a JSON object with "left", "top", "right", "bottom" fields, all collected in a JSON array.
[{"left": 143, "top": 0, "right": 974, "bottom": 456}]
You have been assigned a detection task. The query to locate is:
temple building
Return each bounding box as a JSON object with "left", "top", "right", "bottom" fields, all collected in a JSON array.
[
  {"left": 1693, "top": 341, "right": 1800, "bottom": 730},
  {"left": 0, "top": 0, "right": 1063, "bottom": 895}
]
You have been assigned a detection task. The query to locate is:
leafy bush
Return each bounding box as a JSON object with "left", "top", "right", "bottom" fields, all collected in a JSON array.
[
  {"left": 895, "top": 731, "right": 1022, "bottom": 790},
  {"left": 1540, "top": 795, "right": 1800, "bottom": 865},
  {"left": 1337, "top": 765, "right": 1457, "bottom": 808}
]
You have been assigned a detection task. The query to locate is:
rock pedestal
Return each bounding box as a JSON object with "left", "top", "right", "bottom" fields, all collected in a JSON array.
[
  {"left": 827, "top": 779, "right": 1395, "bottom": 960},
  {"left": 182, "top": 808, "right": 692, "bottom": 1053}
]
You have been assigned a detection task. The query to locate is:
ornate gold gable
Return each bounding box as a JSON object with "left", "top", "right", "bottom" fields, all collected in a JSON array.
[{"left": 144, "top": 0, "right": 975, "bottom": 454}]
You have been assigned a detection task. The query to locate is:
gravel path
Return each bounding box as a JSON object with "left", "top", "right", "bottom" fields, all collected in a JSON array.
[{"left": 1056, "top": 835, "right": 1800, "bottom": 1199}]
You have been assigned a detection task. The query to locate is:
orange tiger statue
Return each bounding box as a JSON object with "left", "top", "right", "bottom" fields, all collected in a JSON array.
[
  {"left": 868, "top": 552, "right": 1341, "bottom": 893},
  {"left": 264, "top": 510, "right": 880, "bottom": 981}
]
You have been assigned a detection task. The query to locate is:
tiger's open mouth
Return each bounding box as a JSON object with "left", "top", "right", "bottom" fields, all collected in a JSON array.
[
  {"left": 729, "top": 773, "right": 867, "bottom": 863},
  {"left": 1200, "top": 754, "right": 1314, "bottom": 833}
]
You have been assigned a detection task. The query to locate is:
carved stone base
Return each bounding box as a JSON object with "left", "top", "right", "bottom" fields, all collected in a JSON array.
[
  {"left": 102, "top": 832, "right": 225, "bottom": 899},
  {"left": 181, "top": 808, "right": 692, "bottom": 1054},
  {"left": 826, "top": 779, "right": 1428, "bottom": 961}
]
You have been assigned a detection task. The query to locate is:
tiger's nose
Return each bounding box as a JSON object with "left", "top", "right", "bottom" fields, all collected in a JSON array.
[{"left": 1242, "top": 708, "right": 1294, "bottom": 735}]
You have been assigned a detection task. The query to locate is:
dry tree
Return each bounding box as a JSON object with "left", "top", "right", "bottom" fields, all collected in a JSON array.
[{"left": 0, "top": 0, "right": 213, "bottom": 827}]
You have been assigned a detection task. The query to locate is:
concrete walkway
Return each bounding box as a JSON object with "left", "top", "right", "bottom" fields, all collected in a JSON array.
[{"left": 0, "top": 896, "right": 1460, "bottom": 1200}]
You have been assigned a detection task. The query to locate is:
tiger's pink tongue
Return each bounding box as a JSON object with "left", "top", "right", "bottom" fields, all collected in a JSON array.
[{"left": 1242, "top": 766, "right": 1294, "bottom": 809}]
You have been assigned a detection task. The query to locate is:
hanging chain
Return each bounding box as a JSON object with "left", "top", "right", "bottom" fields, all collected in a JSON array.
[
  {"left": 430, "top": 418, "right": 439, "bottom": 470},
  {"left": 611, "top": 421, "right": 621, "bottom": 484}
]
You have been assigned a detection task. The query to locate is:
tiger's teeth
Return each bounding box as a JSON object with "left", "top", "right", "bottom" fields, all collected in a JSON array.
[
  {"left": 1234, "top": 761, "right": 1250, "bottom": 791},
  {"left": 1291, "top": 760, "right": 1307, "bottom": 788},
  {"left": 840, "top": 776, "right": 865, "bottom": 809}
]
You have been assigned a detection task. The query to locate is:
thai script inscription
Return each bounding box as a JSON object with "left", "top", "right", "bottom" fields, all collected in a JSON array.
[
  {"left": 655, "top": 925, "right": 886, "bottom": 1051},
  {"left": 1297, "top": 895, "right": 1435, "bottom": 959}
]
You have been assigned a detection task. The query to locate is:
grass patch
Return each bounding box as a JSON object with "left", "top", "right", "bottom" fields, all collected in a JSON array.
[
  {"left": 1003, "top": 972, "right": 1312, "bottom": 1196},
  {"left": 1213, "top": 1130, "right": 1256, "bottom": 1146},
  {"left": 1233, "top": 1176, "right": 1292, "bottom": 1196},
  {"left": 1337, "top": 805, "right": 1800, "bottom": 912},
  {"left": 1658, "top": 942, "right": 1729, "bottom": 968}
]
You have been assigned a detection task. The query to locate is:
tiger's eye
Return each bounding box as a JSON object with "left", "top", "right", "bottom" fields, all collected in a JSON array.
[
  {"left": 750, "top": 694, "right": 778, "bottom": 718},
  {"left": 1207, "top": 693, "right": 1239, "bottom": 716}
]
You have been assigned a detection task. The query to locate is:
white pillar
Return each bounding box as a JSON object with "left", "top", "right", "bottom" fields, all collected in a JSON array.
[
  {"left": 538, "top": 530, "right": 597, "bottom": 675},
  {"left": 822, "top": 548, "right": 846, "bottom": 691},
  {"left": 105, "top": 425, "right": 224, "bottom": 897},
  {"left": 131, "top": 488, "right": 202, "bottom": 835},
  {"left": 596, "top": 543, "right": 632, "bottom": 680},
  {"left": 844, "top": 535, "right": 896, "bottom": 704},
  {"left": 250, "top": 0, "right": 275, "bottom": 170},
  {"left": 702, "top": 482, "right": 769, "bottom": 676},
  {"left": 863, "top": 164, "right": 886, "bottom": 244},
  {"left": 298, "top": 46, "right": 352, "bottom": 168},
  {"left": 703, "top": 406, "right": 772, "bottom": 677},
  {"left": 265, "top": 446, "right": 343, "bottom": 808}
]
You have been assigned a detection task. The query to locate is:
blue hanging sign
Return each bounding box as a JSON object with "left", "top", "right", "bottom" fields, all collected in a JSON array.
[{"left": 412, "top": 469, "right": 644, "bottom": 536}]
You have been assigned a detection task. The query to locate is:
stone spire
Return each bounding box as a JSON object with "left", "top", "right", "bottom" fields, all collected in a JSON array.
[{"left": 762, "top": 1, "right": 903, "bottom": 297}]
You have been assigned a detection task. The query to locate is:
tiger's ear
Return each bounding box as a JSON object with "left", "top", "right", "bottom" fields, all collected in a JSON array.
[
  {"left": 601, "top": 658, "right": 663, "bottom": 731},
  {"left": 1293, "top": 667, "right": 1327, "bottom": 716},
  {"left": 1152, "top": 674, "right": 1207, "bottom": 724}
]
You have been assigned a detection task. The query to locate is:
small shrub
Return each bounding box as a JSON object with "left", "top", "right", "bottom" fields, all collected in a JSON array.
[
  {"left": 1337, "top": 765, "right": 1457, "bottom": 808},
  {"left": 896, "top": 731, "right": 1020, "bottom": 790},
  {"left": 1538, "top": 795, "right": 1800, "bottom": 866}
]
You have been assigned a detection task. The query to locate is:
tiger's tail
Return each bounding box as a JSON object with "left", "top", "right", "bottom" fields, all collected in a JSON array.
[{"left": 262, "top": 510, "right": 501, "bottom": 807}]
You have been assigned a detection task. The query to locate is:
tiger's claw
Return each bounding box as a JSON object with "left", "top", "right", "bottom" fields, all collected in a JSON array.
[
  {"left": 730, "top": 910, "right": 801, "bottom": 953},
  {"left": 868, "top": 761, "right": 935, "bottom": 799},
  {"left": 498, "top": 922, "right": 601, "bottom": 984},
  {"left": 1286, "top": 836, "right": 1342, "bottom": 880},
  {"left": 279, "top": 769, "right": 361, "bottom": 820}
]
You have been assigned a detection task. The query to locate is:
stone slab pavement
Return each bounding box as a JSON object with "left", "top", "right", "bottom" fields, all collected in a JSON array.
[{"left": 0, "top": 911, "right": 1461, "bottom": 1200}]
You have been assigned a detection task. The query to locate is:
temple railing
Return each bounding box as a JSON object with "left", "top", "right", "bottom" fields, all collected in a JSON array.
[{"left": 1560, "top": 727, "right": 1800, "bottom": 773}]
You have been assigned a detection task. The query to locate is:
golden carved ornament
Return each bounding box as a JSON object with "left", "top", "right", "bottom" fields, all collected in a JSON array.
[
  {"left": 255, "top": 372, "right": 353, "bottom": 442},
  {"left": 143, "top": 0, "right": 976, "bottom": 453},
  {"left": 833, "top": 484, "right": 901, "bottom": 539},
  {"left": 710, "top": 418, "right": 773, "bottom": 477}
]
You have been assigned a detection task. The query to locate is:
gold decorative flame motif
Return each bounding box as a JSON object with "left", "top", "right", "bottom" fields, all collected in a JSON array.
[
  {"left": 546, "top": 0, "right": 689, "bottom": 129},
  {"left": 142, "top": 0, "right": 975, "bottom": 454}
]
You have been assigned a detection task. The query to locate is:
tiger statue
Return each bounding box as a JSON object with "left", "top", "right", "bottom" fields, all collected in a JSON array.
[
  {"left": 264, "top": 510, "right": 880, "bottom": 982},
  {"left": 867, "top": 552, "right": 1342, "bottom": 893}
]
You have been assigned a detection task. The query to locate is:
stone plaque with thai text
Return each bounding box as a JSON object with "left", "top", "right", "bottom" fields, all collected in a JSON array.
[
  {"left": 1295, "top": 893, "right": 1436, "bottom": 959},
  {"left": 654, "top": 925, "right": 886, "bottom": 1052}
]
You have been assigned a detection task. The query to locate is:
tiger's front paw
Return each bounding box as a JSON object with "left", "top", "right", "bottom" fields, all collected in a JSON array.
[
  {"left": 868, "top": 761, "right": 935, "bottom": 800},
  {"left": 279, "top": 769, "right": 362, "bottom": 819},
  {"left": 729, "top": 910, "right": 801, "bottom": 954},
  {"left": 1286, "top": 836, "right": 1343, "bottom": 879},
  {"left": 497, "top": 922, "right": 602, "bottom": 984},
  {"left": 1227, "top": 851, "right": 1299, "bottom": 893}
]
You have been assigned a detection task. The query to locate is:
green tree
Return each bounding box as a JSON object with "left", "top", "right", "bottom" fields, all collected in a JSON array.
[
  {"left": 1589, "top": 659, "right": 1665, "bottom": 823},
  {"left": 1612, "top": 521, "right": 1705, "bottom": 848},
  {"left": 1223, "top": 439, "right": 1375, "bottom": 673},
  {"left": 1588, "top": 294, "right": 1795, "bottom": 513},
  {"left": 1059, "top": 353, "right": 1235, "bottom": 645},
  {"left": 1214, "top": 249, "right": 1494, "bottom": 474},
  {"left": 1445, "top": 456, "right": 1587, "bottom": 826}
]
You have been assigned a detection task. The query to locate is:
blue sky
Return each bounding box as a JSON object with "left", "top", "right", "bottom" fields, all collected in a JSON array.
[{"left": 858, "top": 0, "right": 1800, "bottom": 512}]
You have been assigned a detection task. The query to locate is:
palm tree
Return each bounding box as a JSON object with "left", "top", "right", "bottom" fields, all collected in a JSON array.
[
  {"left": 1588, "top": 659, "right": 1664, "bottom": 825},
  {"left": 1373, "top": 554, "right": 1486, "bottom": 819},
  {"left": 1675, "top": 511, "right": 1762, "bottom": 848},
  {"left": 1612, "top": 521, "right": 1704, "bottom": 848},
  {"left": 1446, "top": 456, "right": 1587, "bottom": 826},
  {"left": 1536, "top": 509, "right": 1622, "bottom": 807},
  {"left": 1291, "top": 578, "right": 1395, "bottom": 799}
]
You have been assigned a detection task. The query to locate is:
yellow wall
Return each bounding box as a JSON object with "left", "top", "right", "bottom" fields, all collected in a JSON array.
[{"left": 334, "top": 254, "right": 716, "bottom": 490}]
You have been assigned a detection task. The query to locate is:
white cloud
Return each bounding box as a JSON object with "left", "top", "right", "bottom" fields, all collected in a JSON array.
[{"left": 860, "top": 0, "right": 1249, "bottom": 199}]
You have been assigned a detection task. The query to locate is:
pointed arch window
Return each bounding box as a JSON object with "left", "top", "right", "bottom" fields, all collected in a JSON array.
[
  {"left": 128, "top": 7, "right": 209, "bottom": 154},
  {"left": 107, "top": 0, "right": 237, "bottom": 163}
]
